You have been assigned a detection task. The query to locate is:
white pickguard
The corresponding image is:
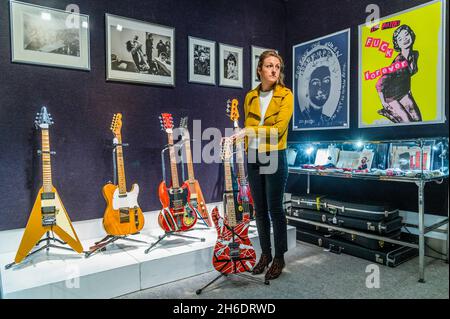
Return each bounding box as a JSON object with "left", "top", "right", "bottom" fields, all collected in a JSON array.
[{"left": 112, "top": 184, "right": 140, "bottom": 210}]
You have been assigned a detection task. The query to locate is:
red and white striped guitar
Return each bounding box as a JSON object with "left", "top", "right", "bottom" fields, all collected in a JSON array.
[{"left": 211, "top": 137, "right": 256, "bottom": 274}]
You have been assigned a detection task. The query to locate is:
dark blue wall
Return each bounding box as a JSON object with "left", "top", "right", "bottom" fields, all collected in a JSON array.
[
  {"left": 0, "top": 0, "right": 448, "bottom": 232},
  {"left": 0, "top": 0, "right": 286, "bottom": 230},
  {"left": 284, "top": 0, "right": 449, "bottom": 215}
]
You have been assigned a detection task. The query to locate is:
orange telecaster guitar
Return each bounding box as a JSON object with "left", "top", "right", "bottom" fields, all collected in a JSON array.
[
  {"left": 179, "top": 117, "right": 212, "bottom": 227},
  {"left": 14, "top": 107, "right": 83, "bottom": 264},
  {"left": 226, "top": 99, "right": 255, "bottom": 220},
  {"left": 158, "top": 113, "right": 197, "bottom": 232},
  {"left": 102, "top": 113, "right": 145, "bottom": 236}
]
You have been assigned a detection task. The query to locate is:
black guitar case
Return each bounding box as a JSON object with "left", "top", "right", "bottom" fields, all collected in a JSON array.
[
  {"left": 297, "top": 229, "right": 418, "bottom": 267},
  {"left": 291, "top": 194, "right": 399, "bottom": 221},
  {"left": 289, "top": 221, "right": 401, "bottom": 250},
  {"left": 289, "top": 207, "right": 403, "bottom": 235}
]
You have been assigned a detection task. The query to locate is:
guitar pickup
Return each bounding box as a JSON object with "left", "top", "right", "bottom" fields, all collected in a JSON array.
[
  {"left": 41, "top": 206, "right": 56, "bottom": 226},
  {"left": 41, "top": 192, "right": 55, "bottom": 200},
  {"left": 119, "top": 208, "right": 130, "bottom": 223},
  {"left": 228, "top": 242, "right": 240, "bottom": 259}
]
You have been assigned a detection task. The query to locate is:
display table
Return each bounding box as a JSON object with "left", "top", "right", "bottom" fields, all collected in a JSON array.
[
  {"left": 287, "top": 166, "right": 449, "bottom": 282},
  {"left": 0, "top": 202, "right": 297, "bottom": 299}
]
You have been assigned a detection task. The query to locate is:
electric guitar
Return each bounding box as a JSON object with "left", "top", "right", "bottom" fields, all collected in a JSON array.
[
  {"left": 179, "top": 117, "right": 212, "bottom": 227},
  {"left": 158, "top": 113, "right": 197, "bottom": 232},
  {"left": 211, "top": 137, "right": 256, "bottom": 274},
  {"left": 226, "top": 99, "right": 255, "bottom": 220},
  {"left": 14, "top": 107, "right": 84, "bottom": 264},
  {"left": 102, "top": 113, "right": 145, "bottom": 236}
]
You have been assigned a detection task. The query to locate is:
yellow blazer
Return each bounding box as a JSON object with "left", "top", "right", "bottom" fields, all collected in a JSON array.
[{"left": 244, "top": 84, "right": 294, "bottom": 153}]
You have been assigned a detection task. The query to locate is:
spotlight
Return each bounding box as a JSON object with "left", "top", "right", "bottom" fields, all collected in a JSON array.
[
  {"left": 306, "top": 147, "right": 314, "bottom": 155},
  {"left": 116, "top": 24, "right": 123, "bottom": 31}
]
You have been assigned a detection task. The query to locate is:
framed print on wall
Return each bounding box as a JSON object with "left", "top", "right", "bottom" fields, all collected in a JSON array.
[
  {"left": 106, "top": 14, "right": 175, "bottom": 87},
  {"left": 251, "top": 46, "right": 277, "bottom": 90},
  {"left": 219, "top": 43, "right": 243, "bottom": 88},
  {"left": 10, "top": 0, "right": 90, "bottom": 70},
  {"left": 188, "top": 36, "right": 216, "bottom": 85},
  {"left": 292, "top": 29, "right": 350, "bottom": 131},
  {"left": 358, "top": 0, "right": 446, "bottom": 128}
]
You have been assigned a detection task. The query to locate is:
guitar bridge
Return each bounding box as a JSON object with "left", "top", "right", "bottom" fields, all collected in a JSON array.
[
  {"left": 119, "top": 208, "right": 130, "bottom": 223},
  {"left": 41, "top": 206, "right": 56, "bottom": 227},
  {"left": 228, "top": 242, "right": 240, "bottom": 259}
]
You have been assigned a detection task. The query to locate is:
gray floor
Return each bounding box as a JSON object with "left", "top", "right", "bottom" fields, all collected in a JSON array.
[{"left": 118, "top": 241, "right": 449, "bottom": 299}]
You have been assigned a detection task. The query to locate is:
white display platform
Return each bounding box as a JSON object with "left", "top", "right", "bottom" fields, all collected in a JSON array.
[{"left": 0, "top": 202, "right": 296, "bottom": 299}]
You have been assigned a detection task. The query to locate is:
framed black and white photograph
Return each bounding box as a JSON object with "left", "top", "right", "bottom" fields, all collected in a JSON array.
[
  {"left": 106, "top": 14, "right": 175, "bottom": 86},
  {"left": 251, "top": 46, "right": 277, "bottom": 90},
  {"left": 219, "top": 43, "right": 243, "bottom": 88},
  {"left": 188, "top": 36, "right": 215, "bottom": 85},
  {"left": 9, "top": 0, "right": 90, "bottom": 70}
]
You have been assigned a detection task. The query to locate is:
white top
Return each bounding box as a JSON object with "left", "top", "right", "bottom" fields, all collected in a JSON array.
[{"left": 248, "top": 89, "right": 273, "bottom": 149}]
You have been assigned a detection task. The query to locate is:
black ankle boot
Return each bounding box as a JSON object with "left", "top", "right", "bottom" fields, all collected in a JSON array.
[{"left": 252, "top": 254, "right": 272, "bottom": 275}]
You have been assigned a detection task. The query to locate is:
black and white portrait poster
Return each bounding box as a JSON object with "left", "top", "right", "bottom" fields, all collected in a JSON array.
[
  {"left": 292, "top": 29, "right": 350, "bottom": 131},
  {"left": 106, "top": 14, "right": 175, "bottom": 86},
  {"left": 188, "top": 36, "right": 215, "bottom": 85},
  {"left": 219, "top": 43, "right": 243, "bottom": 88}
]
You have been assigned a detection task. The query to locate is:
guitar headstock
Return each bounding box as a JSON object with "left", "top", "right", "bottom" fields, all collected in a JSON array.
[
  {"left": 226, "top": 99, "right": 240, "bottom": 124},
  {"left": 179, "top": 117, "right": 188, "bottom": 130},
  {"left": 34, "top": 106, "right": 54, "bottom": 129},
  {"left": 220, "top": 137, "right": 234, "bottom": 162},
  {"left": 110, "top": 113, "right": 123, "bottom": 137},
  {"left": 160, "top": 113, "right": 174, "bottom": 133}
]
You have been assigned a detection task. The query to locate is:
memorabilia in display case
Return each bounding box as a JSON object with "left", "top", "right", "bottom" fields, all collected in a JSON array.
[
  {"left": 288, "top": 137, "right": 448, "bottom": 180},
  {"left": 286, "top": 137, "right": 449, "bottom": 283}
]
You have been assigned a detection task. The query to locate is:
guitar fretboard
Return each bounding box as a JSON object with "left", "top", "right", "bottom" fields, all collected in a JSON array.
[
  {"left": 115, "top": 136, "right": 127, "bottom": 194},
  {"left": 235, "top": 128, "right": 247, "bottom": 184},
  {"left": 167, "top": 132, "right": 180, "bottom": 189},
  {"left": 41, "top": 129, "right": 53, "bottom": 193},
  {"left": 183, "top": 130, "right": 196, "bottom": 189},
  {"left": 224, "top": 159, "right": 237, "bottom": 227}
]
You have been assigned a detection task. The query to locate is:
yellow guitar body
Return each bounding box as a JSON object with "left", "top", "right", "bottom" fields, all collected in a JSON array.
[
  {"left": 15, "top": 187, "right": 84, "bottom": 264},
  {"left": 102, "top": 183, "right": 145, "bottom": 236}
]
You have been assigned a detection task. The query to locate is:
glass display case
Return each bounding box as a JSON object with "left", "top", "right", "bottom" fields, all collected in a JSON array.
[
  {"left": 286, "top": 137, "right": 449, "bottom": 283},
  {"left": 287, "top": 137, "right": 449, "bottom": 181}
]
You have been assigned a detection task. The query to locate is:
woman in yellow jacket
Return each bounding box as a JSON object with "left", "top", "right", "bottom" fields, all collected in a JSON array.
[{"left": 244, "top": 50, "right": 293, "bottom": 280}]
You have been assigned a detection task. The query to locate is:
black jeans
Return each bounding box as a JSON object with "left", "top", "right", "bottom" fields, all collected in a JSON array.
[{"left": 247, "top": 149, "right": 288, "bottom": 258}]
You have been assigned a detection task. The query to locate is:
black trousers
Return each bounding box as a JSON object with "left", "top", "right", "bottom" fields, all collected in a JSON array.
[{"left": 247, "top": 149, "right": 288, "bottom": 258}]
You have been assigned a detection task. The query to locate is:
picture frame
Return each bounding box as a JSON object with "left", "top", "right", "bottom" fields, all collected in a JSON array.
[
  {"left": 251, "top": 46, "right": 277, "bottom": 90},
  {"left": 9, "top": 0, "right": 90, "bottom": 70},
  {"left": 188, "top": 36, "right": 216, "bottom": 85},
  {"left": 106, "top": 14, "right": 175, "bottom": 87},
  {"left": 358, "top": 0, "right": 446, "bottom": 128},
  {"left": 219, "top": 43, "right": 243, "bottom": 88},
  {"left": 292, "top": 29, "right": 350, "bottom": 131}
]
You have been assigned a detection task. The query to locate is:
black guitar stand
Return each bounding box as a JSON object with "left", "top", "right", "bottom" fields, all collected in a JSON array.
[
  {"left": 85, "top": 233, "right": 148, "bottom": 258},
  {"left": 84, "top": 139, "right": 148, "bottom": 258},
  {"left": 144, "top": 230, "right": 206, "bottom": 254},
  {"left": 144, "top": 144, "right": 206, "bottom": 254},
  {"left": 196, "top": 270, "right": 269, "bottom": 295},
  {"left": 162, "top": 142, "right": 211, "bottom": 228},
  {"left": 5, "top": 231, "right": 76, "bottom": 270}
]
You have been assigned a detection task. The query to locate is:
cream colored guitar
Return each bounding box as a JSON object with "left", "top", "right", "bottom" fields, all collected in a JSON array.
[{"left": 14, "top": 107, "right": 83, "bottom": 264}]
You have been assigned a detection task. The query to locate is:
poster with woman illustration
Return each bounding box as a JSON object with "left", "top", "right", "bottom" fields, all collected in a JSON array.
[
  {"left": 358, "top": 0, "right": 446, "bottom": 128},
  {"left": 293, "top": 29, "right": 350, "bottom": 131}
]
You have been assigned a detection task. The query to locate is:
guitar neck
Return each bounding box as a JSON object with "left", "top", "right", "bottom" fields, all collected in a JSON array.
[
  {"left": 224, "top": 160, "right": 237, "bottom": 227},
  {"left": 115, "top": 136, "right": 127, "bottom": 194},
  {"left": 41, "top": 129, "right": 53, "bottom": 193},
  {"left": 233, "top": 125, "right": 246, "bottom": 184},
  {"left": 167, "top": 132, "right": 180, "bottom": 189},
  {"left": 183, "top": 130, "right": 196, "bottom": 183}
]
